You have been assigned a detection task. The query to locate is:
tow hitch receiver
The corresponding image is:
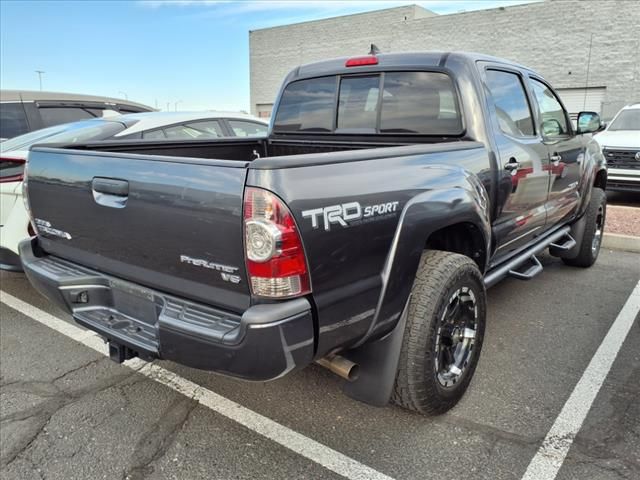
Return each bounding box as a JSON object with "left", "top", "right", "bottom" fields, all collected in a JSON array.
[{"left": 109, "top": 342, "right": 137, "bottom": 363}]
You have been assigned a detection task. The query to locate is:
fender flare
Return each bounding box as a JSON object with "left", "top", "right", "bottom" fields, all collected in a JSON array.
[
  {"left": 342, "top": 175, "right": 490, "bottom": 406},
  {"left": 353, "top": 171, "right": 491, "bottom": 349}
]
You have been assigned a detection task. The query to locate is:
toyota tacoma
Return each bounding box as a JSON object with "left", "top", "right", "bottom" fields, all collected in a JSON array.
[{"left": 20, "top": 52, "right": 607, "bottom": 415}]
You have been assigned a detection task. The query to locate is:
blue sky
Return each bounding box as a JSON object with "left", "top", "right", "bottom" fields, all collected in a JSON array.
[{"left": 1, "top": 0, "right": 536, "bottom": 111}]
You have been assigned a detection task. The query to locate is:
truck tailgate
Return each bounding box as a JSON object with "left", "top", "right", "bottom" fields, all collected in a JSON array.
[{"left": 26, "top": 147, "right": 251, "bottom": 312}]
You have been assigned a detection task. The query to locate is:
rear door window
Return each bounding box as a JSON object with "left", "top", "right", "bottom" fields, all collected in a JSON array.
[
  {"left": 274, "top": 71, "right": 463, "bottom": 135},
  {"left": 186, "top": 120, "right": 225, "bottom": 137},
  {"left": 0, "top": 102, "right": 30, "bottom": 139},
  {"left": 142, "top": 129, "right": 166, "bottom": 140},
  {"left": 485, "top": 70, "right": 535, "bottom": 137},
  {"left": 38, "top": 107, "right": 94, "bottom": 127},
  {"left": 228, "top": 120, "right": 267, "bottom": 137}
]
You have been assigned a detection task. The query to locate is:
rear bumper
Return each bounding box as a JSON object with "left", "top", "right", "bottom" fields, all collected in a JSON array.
[{"left": 19, "top": 238, "right": 315, "bottom": 381}]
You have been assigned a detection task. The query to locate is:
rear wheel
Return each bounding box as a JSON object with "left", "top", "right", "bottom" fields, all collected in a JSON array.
[
  {"left": 563, "top": 187, "right": 606, "bottom": 268},
  {"left": 392, "top": 250, "right": 486, "bottom": 415}
]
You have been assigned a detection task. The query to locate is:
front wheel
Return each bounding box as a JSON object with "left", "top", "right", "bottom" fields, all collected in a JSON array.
[
  {"left": 562, "top": 187, "right": 606, "bottom": 268},
  {"left": 392, "top": 250, "right": 486, "bottom": 415}
]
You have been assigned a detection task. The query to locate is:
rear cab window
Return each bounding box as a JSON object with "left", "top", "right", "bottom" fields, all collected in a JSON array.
[{"left": 273, "top": 71, "right": 463, "bottom": 136}]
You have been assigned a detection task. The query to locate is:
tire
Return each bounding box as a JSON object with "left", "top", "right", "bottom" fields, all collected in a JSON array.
[
  {"left": 392, "top": 250, "right": 486, "bottom": 415},
  {"left": 562, "top": 187, "right": 606, "bottom": 268}
]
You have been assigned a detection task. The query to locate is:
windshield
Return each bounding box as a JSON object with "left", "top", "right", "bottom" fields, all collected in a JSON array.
[
  {"left": 0, "top": 119, "right": 125, "bottom": 153},
  {"left": 608, "top": 109, "right": 640, "bottom": 131}
]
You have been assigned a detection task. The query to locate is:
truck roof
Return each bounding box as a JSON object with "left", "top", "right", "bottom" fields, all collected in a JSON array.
[{"left": 289, "top": 51, "right": 534, "bottom": 81}]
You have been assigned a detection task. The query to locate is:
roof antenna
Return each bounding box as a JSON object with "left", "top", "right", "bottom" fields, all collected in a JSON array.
[{"left": 369, "top": 44, "right": 380, "bottom": 55}]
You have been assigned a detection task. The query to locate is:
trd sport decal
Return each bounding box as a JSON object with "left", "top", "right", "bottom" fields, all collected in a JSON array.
[{"left": 302, "top": 201, "right": 400, "bottom": 231}]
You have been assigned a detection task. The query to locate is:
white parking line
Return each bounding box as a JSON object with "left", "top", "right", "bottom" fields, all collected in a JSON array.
[
  {"left": 521, "top": 279, "right": 640, "bottom": 480},
  {"left": 0, "top": 291, "right": 395, "bottom": 480}
]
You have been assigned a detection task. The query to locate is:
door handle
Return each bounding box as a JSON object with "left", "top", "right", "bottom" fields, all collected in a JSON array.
[
  {"left": 92, "top": 177, "right": 129, "bottom": 208},
  {"left": 504, "top": 158, "right": 520, "bottom": 171},
  {"left": 550, "top": 153, "right": 562, "bottom": 166},
  {"left": 92, "top": 177, "right": 129, "bottom": 196}
]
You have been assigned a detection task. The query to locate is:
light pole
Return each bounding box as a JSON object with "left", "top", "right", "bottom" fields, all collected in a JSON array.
[
  {"left": 174, "top": 100, "right": 182, "bottom": 112},
  {"left": 35, "top": 70, "right": 45, "bottom": 91},
  {"left": 118, "top": 91, "right": 128, "bottom": 100},
  {"left": 166, "top": 102, "right": 170, "bottom": 111}
]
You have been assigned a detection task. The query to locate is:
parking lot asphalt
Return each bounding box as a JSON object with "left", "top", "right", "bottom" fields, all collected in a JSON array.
[{"left": 1, "top": 248, "right": 639, "bottom": 480}]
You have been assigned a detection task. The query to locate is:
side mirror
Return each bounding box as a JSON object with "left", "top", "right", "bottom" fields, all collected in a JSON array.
[{"left": 576, "top": 111, "right": 601, "bottom": 134}]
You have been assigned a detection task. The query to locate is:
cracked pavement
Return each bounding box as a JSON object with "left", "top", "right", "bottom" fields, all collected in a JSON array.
[{"left": 1, "top": 249, "right": 639, "bottom": 480}]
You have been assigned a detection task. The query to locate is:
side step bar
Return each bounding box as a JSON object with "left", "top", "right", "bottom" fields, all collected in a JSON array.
[
  {"left": 508, "top": 255, "right": 543, "bottom": 280},
  {"left": 484, "top": 227, "right": 572, "bottom": 288}
]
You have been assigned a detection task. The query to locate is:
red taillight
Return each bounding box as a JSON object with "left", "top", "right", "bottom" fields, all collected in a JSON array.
[
  {"left": 243, "top": 187, "right": 310, "bottom": 298},
  {"left": 0, "top": 157, "right": 26, "bottom": 183},
  {"left": 345, "top": 56, "right": 378, "bottom": 67}
]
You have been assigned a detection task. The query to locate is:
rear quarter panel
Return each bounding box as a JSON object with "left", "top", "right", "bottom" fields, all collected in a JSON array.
[{"left": 248, "top": 144, "right": 492, "bottom": 356}]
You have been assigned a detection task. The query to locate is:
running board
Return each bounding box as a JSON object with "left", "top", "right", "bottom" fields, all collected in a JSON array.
[
  {"left": 508, "top": 255, "right": 542, "bottom": 280},
  {"left": 484, "top": 226, "right": 571, "bottom": 288}
]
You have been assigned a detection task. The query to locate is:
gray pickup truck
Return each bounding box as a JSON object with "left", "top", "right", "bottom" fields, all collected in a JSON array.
[{"left": 20, "top": 52, "right": 607, "bottom": 415}]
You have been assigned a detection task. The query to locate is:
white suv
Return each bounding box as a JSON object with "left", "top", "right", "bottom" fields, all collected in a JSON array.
[{"left": 594, "top": 103, "right": 640, "bottom": 192}]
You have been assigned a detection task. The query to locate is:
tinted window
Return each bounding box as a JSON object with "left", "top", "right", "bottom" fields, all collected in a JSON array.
[
  {"left": 0, "top": 102, "right": 29, "bottom": 139},
  {"left": 39, "top": 107, "right": 94, "bottom": 127},
  {"left": 274, "top": 72, "right": 463, "bottom": 135},
  {"left": 530, "top": 79, "right": 569, "bottom": 137},
  {"left": 187, "top": 120, "right": 224, "bottom": 137},
  {"left": 338, "top": 76, "right": 379, "bottom": 131},
  {"left": 608, "top": 109, "right": 640, "bottom": 131},
  {"left": 380, "top": 72, "right": 463, "bottom": 134},
  {"left": 228, "top": 120, "right": 267, "bottom": 137},
  {"left": 273, "top": 76, "right": 336, "bottom": 132},
  {"left": 485, "top": 70, "right": 535, "bottom": 137}
]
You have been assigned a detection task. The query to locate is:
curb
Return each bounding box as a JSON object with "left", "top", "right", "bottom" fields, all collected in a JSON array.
[{"left": 602, "top": 233, "right": 640, "bottom": 253}]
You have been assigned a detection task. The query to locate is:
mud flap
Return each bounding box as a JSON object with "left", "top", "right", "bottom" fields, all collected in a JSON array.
[{"left": 341, "top": 297, "right": 410, "bottom": 407}]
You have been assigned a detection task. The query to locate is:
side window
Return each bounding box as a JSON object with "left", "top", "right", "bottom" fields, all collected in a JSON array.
[
  {"left": 142, "top": 129, "right": 166, "bottom": 140},
  {"left": 530, "top": 79, "right": 570, "bottom": 137},
  {"left": 38, "top": 107, "right": 94, "bottom": 127},
  {"left": 485, "top": 70, "right": 535, "bottom": 137},
  {"left": 0, "top": 102, "right": 29, "bottom": 138},
  {"left": 227, "top": 120, "right": 267, "bottom": 137},
  {"left": 185, "top": 120, "right": 225, "bottom": 137}
]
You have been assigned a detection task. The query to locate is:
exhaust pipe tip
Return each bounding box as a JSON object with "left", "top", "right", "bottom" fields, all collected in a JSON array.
[{"left": 316, "top": 354, "right": 359, "bottom": 382}]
